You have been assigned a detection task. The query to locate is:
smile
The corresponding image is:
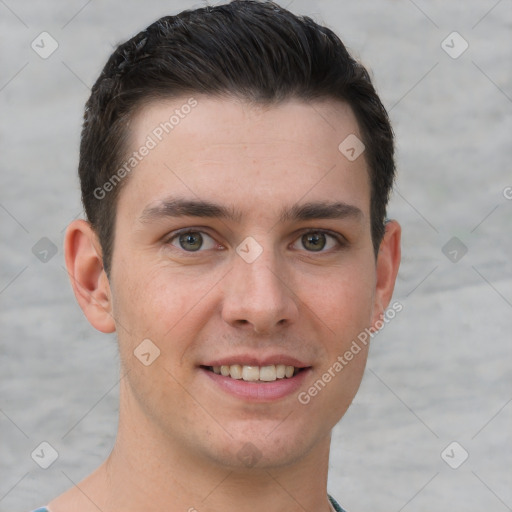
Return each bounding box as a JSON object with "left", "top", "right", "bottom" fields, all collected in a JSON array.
[
  {"left": 200, "top": 363, "right": 312, "bottom": 401},
  {"left": 203, "top": 364, "right": 301, "bottom": 382}
]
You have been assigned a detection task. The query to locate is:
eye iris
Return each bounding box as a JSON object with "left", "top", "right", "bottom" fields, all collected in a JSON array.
[
  {"left": 303, "top": 232, "right": 326, "bottom": 251},
  {"left": 179, "top": 232, "right": 203, "bottom": 251}
]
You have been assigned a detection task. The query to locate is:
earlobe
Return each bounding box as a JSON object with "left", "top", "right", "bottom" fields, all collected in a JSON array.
[
  {"left": 64, "top": 219, "right": 116, "bottom": 333},
  {"left": 371, "top": 220, "right": 401, "bottom": 328}
]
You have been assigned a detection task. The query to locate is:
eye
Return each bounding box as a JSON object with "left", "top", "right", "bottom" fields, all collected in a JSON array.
[
  {"left": 167, "top": 230, "right": 218, "bottom": 252},
  {"left": 166, "top": 229, "right": 344, "bottom": 254},
  {"left": 292, "top": 230, "right": 343, "bottom": 252}
]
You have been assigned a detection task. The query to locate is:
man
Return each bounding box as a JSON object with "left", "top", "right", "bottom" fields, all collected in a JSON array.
[{"left": 34, "top": 1, "right": 401, "bottom": 510}]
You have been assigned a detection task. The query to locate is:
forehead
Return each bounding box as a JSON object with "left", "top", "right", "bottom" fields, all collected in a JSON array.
[{"left": 120, "top": 96, "right": 370, "bottom": 224}]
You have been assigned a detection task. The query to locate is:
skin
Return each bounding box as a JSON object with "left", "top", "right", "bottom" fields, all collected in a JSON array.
[{"left": 55, "top": 96, "right": 401, "bottom": 512}]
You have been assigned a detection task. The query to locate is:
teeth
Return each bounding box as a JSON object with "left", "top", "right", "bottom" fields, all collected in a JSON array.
[
  {"left": 209, "top": 364, "right": 299, "bottom": 382},
  {"left": 259, "top": 365, "right": 276, "bottom": 382},
  {"left": 229, "top": 364, "right": 243, "bottom": 379},
  {"left": 242, "top": 366, "right": 260, "bottom": 381}
]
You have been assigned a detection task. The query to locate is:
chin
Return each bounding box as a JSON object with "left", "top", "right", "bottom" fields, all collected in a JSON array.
[{"left": 201, "top": 418, "right": 328, "bottom": 471}]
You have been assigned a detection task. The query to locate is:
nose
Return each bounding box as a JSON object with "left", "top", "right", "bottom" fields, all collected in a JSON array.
[{"left": 221, "top": 244, "right": 300, "bottom": 334}]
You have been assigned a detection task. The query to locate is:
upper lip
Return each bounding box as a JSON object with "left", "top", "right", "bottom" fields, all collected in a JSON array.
[{"left": 201, "top": 354, "right": 311, "bottom": 368}]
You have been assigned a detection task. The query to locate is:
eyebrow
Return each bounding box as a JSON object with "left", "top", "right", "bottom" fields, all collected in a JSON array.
[{"left": 138, "top": 197, "right": 363, "bottom": 224}]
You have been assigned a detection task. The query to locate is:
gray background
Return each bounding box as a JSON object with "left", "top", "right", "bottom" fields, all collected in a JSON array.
[{"left": 1, "top": 1, "right": 511, "bottom": 511}]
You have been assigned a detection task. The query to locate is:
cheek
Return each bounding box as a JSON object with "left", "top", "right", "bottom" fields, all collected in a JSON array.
[
  {"left": 302, "top": 259, "right": 376, "bottom": 338},
  {"left": 111, "top": 262, "right": 222, "bottom": 356},
  {"left": 314, "top": 262, "right": 375, "bottom": 411}
]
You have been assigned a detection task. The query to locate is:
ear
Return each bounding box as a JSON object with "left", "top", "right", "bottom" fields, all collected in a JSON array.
[
  {"left": 64, "top": 219, "right": 116, "bottom": 333},
  {"left": 371, "top": 220, "right": 401, "bottom": 328}
]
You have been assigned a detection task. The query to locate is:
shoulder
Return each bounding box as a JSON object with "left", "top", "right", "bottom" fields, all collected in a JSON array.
[{"left": 329, "top": 494, "right": 349, "bottom": 512}]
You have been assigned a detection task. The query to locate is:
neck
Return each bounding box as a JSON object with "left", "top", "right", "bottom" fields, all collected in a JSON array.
[{"left": 51, "top": 384, "right": 334, "bottom": 512}]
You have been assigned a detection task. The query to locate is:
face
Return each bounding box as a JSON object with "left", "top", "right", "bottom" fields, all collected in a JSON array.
[{"left": 106, "top": 96, "right": 390, "bottom": 469}]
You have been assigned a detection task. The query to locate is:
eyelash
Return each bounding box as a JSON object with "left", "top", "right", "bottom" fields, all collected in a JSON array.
[{"left": 164, "top": 228, "right": 347, "bottom": 254}]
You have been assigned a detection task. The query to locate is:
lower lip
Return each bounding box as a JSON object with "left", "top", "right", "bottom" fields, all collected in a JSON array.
[{"left": 200, "top": 367, "right": 311, "bottom": 402}]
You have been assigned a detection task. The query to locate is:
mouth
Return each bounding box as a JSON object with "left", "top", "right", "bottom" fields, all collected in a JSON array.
[
  {"left": 201, "top": 364, "right": 305, "bottom": 382},
  {"left": 199, "top": 361, "right": 312, "bottom": 401}
]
